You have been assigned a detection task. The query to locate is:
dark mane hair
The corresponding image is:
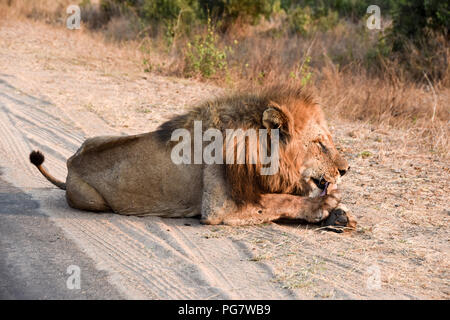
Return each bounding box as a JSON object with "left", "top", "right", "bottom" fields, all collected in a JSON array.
[{"left": 156, "top": 84, "right": 314, "bottom": 139}]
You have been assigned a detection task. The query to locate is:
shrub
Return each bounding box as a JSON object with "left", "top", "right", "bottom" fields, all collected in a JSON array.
[
  {"left": 282, "top": 0, "right": 396, "bottom": 20},
  {"left": 98, "top": 0, "right": 201, "bottom": 38},
  {"left": 390, "top": 0, "right": 449, "bottom": 42},
  {"left": 287, "top": 6, "right": 312, "bottom": 35},
  {"left": 287, "top": 5, "right": 339, "bottom": 35},
  {"left": 184, "top": 20, "right": 230, "bottom": 78},
  {"left": 382, "top": 0, "right": 449, "bottom": 81},
  {"left": 289, "top": 55, "right": 313, "bottom": 86},
  {"left": 80, "top": 0, "right": 113, "bottom": 29},
  {"left": 315, "top": 9, "right": 339, "bottom": 31},
  {"left": 199, "top": 0, "right": 276, "bottom": 25}
]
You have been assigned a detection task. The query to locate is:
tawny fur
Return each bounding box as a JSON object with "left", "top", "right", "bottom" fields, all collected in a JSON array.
[{"left": 29, "top": 84, "right": 356, "bottom": 228}]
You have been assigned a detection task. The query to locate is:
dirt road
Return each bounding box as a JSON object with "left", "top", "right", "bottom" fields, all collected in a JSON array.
[{"left": 0, "top": 20, "right": 448, "bottom": 299}]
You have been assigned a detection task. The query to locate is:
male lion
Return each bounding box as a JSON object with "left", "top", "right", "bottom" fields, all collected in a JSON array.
[{"left": 29, "top": 85, "right": 356, "bottom": 230}]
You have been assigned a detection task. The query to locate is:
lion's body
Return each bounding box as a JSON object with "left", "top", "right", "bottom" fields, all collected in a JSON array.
[
  {"left": 30, "top": 85, "right": 356, "bottom": 228},
  {"left": 65, "top": 133, "right": 203, "bottom": 216}
]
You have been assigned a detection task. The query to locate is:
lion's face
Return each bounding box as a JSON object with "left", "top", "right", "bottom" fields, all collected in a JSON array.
[
  {"left": 260, "top": 100, "right": 349, "bottom": 198},
  {"left": 222, "top": 87, "right": 349, "bottom": 204},
  {"left": 297, "top": 113, "right": 349, "bottom": 197}
]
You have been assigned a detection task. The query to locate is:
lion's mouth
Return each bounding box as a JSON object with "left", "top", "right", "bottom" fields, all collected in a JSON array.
[{"left": 311, "top": 177, "right": 329, "bottom": 196}]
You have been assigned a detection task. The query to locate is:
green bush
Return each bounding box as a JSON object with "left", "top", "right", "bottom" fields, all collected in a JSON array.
[
  {"left": 315, "top": 9, "right": 339, "bottom": 31},
  {"left": 390, "top": 0, "right": 449, "bottom": 45},
  {"left": 287, "top": 5, "right": 339, "bottom": 35},
  {"left": 99, "top": 0, "right": 201, "bottom": 33},
  {"left": 100, "top": 0, "right": 278, "bottom": 31},
  {"left": 199, "top": 0, "right": 276, "bottom": 25},
  {"left": 287, "top": 6, "right": 312, "bottom": 35},
  {"left": 289, "top": 55, "right": 313, "bottom": 86},
  {"left": 381, "top": 0, "right": 449, "bottom": 80},
  {"left": 184, "top": 20, "right": 230, "bottom": 78},
  {"left": 282, "top": 0, "right": 396, "bottom": 20},
  {"left": 139, "top": 0, "right": 200, "bottom": 25}
]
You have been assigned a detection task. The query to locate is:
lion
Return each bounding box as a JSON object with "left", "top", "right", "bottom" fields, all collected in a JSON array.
[{"left": 29, "top": 85, "right": 356, "bottom": 230}]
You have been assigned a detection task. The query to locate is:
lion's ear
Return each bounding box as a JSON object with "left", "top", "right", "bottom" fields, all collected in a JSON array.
[{"left": 262, "top": 103, "right": 293, "bottom": 142}]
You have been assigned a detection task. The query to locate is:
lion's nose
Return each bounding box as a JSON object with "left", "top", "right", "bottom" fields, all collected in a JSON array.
[{"left": 339, "top": 167, "right": 349, "bottom": 176}]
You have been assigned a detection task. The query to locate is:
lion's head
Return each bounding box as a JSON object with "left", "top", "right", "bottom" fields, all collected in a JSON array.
[{"left": 221, "top": 85, "right": 349, "bottom": 204}]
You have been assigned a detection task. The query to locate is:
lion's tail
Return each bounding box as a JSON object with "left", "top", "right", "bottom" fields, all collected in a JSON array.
[{"left": 29, "top": 150, "right": 66, "bottom": 190}]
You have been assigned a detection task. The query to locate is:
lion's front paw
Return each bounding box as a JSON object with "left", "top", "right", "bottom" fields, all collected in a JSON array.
[
  {"left": 322, "top": 189, "right": 341, "bottom": 210},
  {"left": 321, "top": 204, "right": 357, "bottom": 233},
  {"left": 303, "top": 190, "right": 341, "bottom": 223}
]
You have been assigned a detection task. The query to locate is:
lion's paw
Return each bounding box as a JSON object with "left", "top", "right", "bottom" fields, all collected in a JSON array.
[
  {"left": 200, "top": 216, "right": 223, "bottom": 225},
  {"left": 322, "top": 189, "right": 341, "bottom": 210},
  {"left": 321, "top": 204, "right": 357, "bottom": 233},
  {"left": 303, "top": 190, "right": 341, "bottom": 223}
]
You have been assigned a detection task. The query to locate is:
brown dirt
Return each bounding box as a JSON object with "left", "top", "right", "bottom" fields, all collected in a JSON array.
[{"left": 0, "top": 18, "right": 448, "bottom": 299}]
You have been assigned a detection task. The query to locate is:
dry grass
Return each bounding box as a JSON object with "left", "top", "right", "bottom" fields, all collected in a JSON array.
[
  {"left": 1, "top": 0, "right": 449, "bottom": 157},
  {"left": 315, "top": 68, "right": 449, "bottom": 157},
  {"left": 0, "top": 0, "right": 70, "bottom": 23},
  {"left": 140, "top": 18, "right": 449, "bottom": 157}
]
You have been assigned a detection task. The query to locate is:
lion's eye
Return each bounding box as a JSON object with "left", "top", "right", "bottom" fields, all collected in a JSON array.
[{"left": 316, "top": 141, "right": 328, "bottom": 152}]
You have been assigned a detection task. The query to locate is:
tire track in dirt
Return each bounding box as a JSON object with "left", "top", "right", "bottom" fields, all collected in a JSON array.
[
  {"left": 164, "top": 219, "right": 291, "bottom": 299},
  {"left": 0, "top": 75, "right": 294, "bottom": 299},
  {"left": 65, "top": 217, "right": 190, "bottom": 299}
]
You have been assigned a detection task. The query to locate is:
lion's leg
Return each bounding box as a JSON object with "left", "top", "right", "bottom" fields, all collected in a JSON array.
[
  {"left": 200, "top": 164, "right": 238, "bottom": 225},
  {"left": 200, "top": 164, "right": 342, "bottom": 226},
  {"left": 207, "top": 191, "right": 341, "bottom": 226},
  {"left": 66, "top": 173, "right": 110, "bottom": 212}
]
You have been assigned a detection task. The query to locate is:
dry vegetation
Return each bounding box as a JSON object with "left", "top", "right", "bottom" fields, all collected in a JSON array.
[{"left": 3, "top": 0, "right": 447, "bottom": 158}]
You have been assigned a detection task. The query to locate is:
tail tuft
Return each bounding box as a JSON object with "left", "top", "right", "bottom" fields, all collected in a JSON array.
[{"left": 30, "top": 150, "right": 45, "bottom": 166}]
